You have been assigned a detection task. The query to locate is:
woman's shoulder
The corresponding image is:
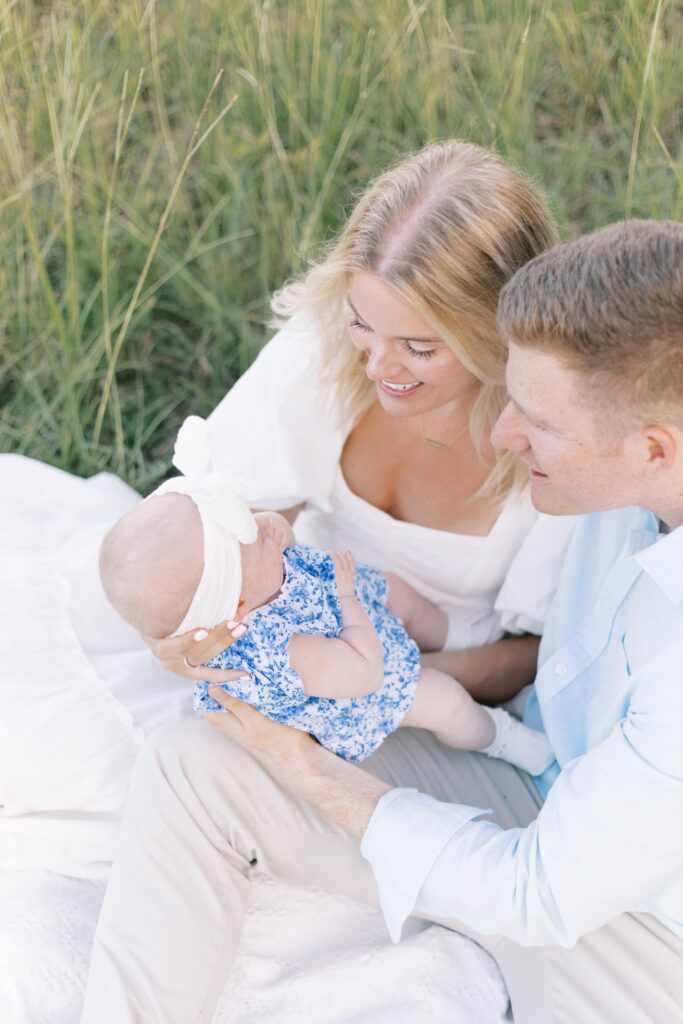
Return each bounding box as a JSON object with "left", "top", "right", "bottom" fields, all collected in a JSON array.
[
  {"left": 220, "top": 313, "right": 330, "bottom": 395},
  {"left": 205, "top": 316, "right": 348, "bottom": 510}
]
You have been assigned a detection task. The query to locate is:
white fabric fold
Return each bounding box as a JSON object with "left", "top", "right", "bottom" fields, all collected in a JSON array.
[{"left": 150, "top": 415, "right": 258, "bottom": 634}]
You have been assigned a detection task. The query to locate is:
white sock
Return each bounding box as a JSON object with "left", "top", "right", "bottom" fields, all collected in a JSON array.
[{"left": 480, "top": 706, "right": 555, "bottom": 776}]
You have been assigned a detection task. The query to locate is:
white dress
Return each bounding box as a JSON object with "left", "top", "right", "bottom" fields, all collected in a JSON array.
[
  {"left": 0, "top": 313, "right": 575, "bottom": 877},
  {"left": 207, "top": 314, "right": 577, "bottom": 646}
]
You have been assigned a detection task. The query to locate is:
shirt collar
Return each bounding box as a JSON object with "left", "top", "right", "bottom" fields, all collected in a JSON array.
[{"left": 635, "top": 514, "right": 683, "bottom": 604}]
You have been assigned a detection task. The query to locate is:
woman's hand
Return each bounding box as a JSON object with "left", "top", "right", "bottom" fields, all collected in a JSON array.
[
  {"left": 204, "top": 686, "right": 316, "bottom": 770},
  {"left": 143, "top": 619, "right": 249, "bottom": 683}
]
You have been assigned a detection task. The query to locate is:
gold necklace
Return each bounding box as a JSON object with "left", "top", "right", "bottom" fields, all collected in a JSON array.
[{"left": 419, "top": 414, "right": 470, "bottom": 450}]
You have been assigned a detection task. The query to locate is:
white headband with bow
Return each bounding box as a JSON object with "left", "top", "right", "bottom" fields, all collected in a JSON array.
[{"left": 151, "top": 415, "right": 257, "bottom": 635}]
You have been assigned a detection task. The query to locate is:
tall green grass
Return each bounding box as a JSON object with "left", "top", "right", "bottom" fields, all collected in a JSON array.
[{"left": 1, "top": 0, "right": 681, "bottom": 490}]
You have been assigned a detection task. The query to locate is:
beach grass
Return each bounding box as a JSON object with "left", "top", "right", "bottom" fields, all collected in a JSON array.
[{"left": 1, "top": 0, "right": 681, "bottom": 490}]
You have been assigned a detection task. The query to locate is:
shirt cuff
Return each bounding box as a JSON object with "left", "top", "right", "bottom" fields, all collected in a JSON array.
[{"left": 360, "top": 787, "right": 490, "bottom": 942}]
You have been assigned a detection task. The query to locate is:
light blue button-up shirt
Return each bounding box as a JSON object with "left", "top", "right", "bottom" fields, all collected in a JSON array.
[{"left": 360, "top": 507, "right": 683, "bottom": 946}]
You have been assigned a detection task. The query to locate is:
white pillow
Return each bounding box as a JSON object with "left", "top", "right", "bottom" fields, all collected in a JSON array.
[{"left": 0, "top": 456, "right": 193, "bottom": 878}]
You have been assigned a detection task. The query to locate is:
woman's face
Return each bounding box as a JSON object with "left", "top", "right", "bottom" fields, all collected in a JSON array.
[{"left": 347, "top": 272, "right": 479, "bottom": 418}]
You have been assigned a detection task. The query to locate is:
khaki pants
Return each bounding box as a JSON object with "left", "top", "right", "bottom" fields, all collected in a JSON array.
[{"left": 81, "top": 719, "right": 683, "bottom": 1024}]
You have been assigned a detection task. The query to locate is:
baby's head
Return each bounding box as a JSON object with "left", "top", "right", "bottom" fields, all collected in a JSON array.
[
  {"left": 100, "top": 493, "right": 295, "bottom": 638},
  {"left": 100, "top": 493, "right": 204, "bottom": 638}
]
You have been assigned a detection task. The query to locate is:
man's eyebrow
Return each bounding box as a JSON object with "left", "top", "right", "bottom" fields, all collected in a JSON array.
[{"left": 346, "top": 296, "right": 443, "bottom": 344}]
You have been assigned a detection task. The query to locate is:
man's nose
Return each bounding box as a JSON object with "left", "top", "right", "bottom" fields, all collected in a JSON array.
[{"left": 491, "top": 401, "right": 529, "bottom": 453}]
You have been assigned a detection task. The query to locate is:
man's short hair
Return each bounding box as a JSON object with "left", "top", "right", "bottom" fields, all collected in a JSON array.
[{"left": 497, "top": 219, "right": 683, "bottom": 427}]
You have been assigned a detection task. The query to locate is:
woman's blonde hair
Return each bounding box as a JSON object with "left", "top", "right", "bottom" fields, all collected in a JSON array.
[{"left": 272, "top": 140, "right": 559, "bottom": 499}]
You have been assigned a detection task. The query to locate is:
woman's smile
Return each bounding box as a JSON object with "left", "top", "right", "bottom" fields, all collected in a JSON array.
[{"left": 376, "top": 378, "right": 423, "bottom": 397}]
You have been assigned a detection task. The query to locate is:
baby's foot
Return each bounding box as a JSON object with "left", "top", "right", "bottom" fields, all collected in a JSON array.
[{"left": 480, "top": 707, "right": 554, "bottom": 776}]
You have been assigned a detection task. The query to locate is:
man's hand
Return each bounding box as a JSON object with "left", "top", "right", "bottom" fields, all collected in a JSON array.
[
  {"left": 331, "top": 550, "right": 356, "bottom": 598},
  {"left": 204, "top": 686, "right": 316, "bottom": 769},
  {"left": 205, "top": 686, "right": 392, "bottom": 841}
]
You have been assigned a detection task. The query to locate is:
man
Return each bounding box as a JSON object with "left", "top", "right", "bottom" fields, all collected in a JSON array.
[{"left": 82, "top": 220, "right": 683, "bottom": 1024}]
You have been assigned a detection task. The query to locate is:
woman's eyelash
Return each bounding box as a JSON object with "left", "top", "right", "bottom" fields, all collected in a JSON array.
[
  {"left": 406, "top": 344, "right": 436, "bottom": 359},
  {"left": 349, "top": 318, "right": 436, "bottom": 359}
]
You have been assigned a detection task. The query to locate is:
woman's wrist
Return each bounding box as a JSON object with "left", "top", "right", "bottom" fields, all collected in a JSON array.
[{"left": 422, "top": 633, "right": 540, "bottom": 704}]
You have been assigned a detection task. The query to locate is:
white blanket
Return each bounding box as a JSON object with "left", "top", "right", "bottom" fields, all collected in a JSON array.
[
  {"left": 0, "top": 869, "right": 509, "bottom": 1023},
  {"left": 0, "top": 455, "right": 510, "bottom": 1021}
]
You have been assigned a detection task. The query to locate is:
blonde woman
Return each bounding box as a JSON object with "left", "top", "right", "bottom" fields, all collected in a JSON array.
[
  {"left": 151, "top": 140, "right": 572, "bottom": 700},
  {"left": 82, "top": 141, "right": 575, "bottom": 1021}
]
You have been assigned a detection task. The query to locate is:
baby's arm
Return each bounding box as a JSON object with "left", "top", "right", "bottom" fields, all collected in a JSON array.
[
  {"left": 384, "top": 573, "right": 447, "bottom": 652},
  {"left": 288, "top": 551, "right": 385, "bottom": 699}
]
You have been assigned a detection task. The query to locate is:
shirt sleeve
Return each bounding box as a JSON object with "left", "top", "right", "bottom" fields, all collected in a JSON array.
[
  {"left": 494, "top": 512, "right": 579, "bottom": 635},
  {"left": 361, "top": 659, "right": 683, "bottom": 946},
  {"left": 205, "top": 315, "right": 347, "bottom": 511}
]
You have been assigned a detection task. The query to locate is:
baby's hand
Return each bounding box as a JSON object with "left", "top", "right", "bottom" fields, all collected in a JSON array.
[{"left": 330, "top": 550, "right": 356, "bottom": 598}]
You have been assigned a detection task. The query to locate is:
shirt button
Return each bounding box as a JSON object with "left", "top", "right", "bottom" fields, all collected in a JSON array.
[{"left": 554, "top": 663, "right": 568, "bottom": 676}]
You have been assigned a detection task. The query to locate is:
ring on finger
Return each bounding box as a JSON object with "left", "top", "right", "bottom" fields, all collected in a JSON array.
[{"left": 183, "top": 655, "right": 198, "bottom": 670}]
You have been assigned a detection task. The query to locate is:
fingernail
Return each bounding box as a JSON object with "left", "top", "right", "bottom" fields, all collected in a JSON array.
[
  {"left": 193, "top": 629, "right": 209, "bottom": 642},
  {"left": 226, "top": 620, "right": 238, "bottom": 629},
  {"left": 231, "top": 624, "right": 247, "bottom": 638}
]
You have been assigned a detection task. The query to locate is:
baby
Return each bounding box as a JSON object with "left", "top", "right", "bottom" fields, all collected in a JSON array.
[{"left": 99, "top": 419, "right": 553, "bottom": 772}]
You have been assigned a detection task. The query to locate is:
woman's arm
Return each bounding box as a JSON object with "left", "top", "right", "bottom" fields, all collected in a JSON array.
[
  {"left": 279, "top": 503, "right": 304, "bottom": 525},
  {"left": 422, "top": 633, "right": 540, "bottom": 704},
  {"left": 383, "top": 570, "right": 539, "bottom": 701}
]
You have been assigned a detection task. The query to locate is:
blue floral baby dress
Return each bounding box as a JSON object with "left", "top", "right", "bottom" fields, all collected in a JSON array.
[{"left": 194, "top": 544, "right": 421, "bottom": 761}]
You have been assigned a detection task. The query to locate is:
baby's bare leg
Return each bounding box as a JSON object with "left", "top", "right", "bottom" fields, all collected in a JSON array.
[
  {"left": 400, "top": 667, "right": 495, "bottom": 749},
  {"left": 399, "top": 667, "right": 555, "bottom": 775},
  {"left": 385, "top": 573, "right": 447, "bottom": 652}
]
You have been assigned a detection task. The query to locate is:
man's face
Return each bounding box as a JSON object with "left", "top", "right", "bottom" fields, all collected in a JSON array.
[{"left": 491, "top": 343, "right": 642, "bottom": 516}]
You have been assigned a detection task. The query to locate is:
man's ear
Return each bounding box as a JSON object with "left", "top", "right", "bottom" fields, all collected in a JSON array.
[{"left": 641, "top": 425, "right": 677, "bottom": 477}]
